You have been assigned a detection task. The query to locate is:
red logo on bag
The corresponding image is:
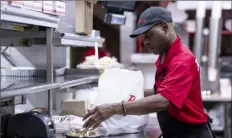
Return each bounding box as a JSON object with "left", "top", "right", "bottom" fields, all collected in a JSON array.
[{"left": 128, "top": 95, "right": 136, "bottom": 101}]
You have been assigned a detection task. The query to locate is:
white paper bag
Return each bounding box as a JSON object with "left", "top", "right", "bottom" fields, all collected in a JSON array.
[
  {"left": 94, "top": 68, "right": 148, "bottom": 136},
  {"left": 52, "top": 115, "right": 84, "bottom": 133}
]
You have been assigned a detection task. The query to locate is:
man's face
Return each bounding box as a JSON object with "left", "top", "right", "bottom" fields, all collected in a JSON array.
[{"left": 141, "top": 23, "right": 169, "bottom": 54}]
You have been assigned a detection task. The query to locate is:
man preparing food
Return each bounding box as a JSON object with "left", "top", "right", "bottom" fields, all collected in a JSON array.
[{"left": 83, "top": 7, "right": 215, "bottom": 138}]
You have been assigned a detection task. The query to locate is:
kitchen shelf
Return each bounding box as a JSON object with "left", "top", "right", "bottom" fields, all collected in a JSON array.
[
  {"left": 188, "top": 30, "right": 232, "bottom": 35},
  {"left": 1, "top": 74, "right": 100, "bottom": 99},
  {"left": 59, "top": 75, "right": 99, "bottom": 89},
  {"left": 53, "top": 33, "right": 104, "bottom": 47},
  {"left": 1, "top": 83, "right": 60, "bottom": 99},
  {"left": 0, "top": 31, "right": 105, "bottom": 47},
  {"left": 1, "top": 5, "right": 60, "bottom": 28},
  {"left": 202, "top": 93, "right": 232, "bottom": 102},
  {"left": 0, "top": 1, "right": 104, "bottom": 126}
]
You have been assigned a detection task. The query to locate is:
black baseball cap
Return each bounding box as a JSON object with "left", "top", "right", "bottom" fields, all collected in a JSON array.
[{"left": 130, "top": 6, "right": 173, "bottom": 38}]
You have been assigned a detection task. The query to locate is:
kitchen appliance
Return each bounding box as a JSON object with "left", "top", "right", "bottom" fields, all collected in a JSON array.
[
  {"left": 101, "top": 1, "right": 136, "bottom": 25},
  {"left": 5, "top": 110, "right": 56, "bottom": 138}
]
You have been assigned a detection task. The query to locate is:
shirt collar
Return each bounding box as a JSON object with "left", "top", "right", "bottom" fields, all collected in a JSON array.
[{"left": 155, "top": 36, "right": 182, "bottom": 68}]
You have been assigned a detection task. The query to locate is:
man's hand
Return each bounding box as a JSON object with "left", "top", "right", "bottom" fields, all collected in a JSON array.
[{"left": 82, "top": 104, "right": 115, "bottom": 129}]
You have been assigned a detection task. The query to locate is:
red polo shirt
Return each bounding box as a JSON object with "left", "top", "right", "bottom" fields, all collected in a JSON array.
[{"left": 155, "top": 36, "right": 208, "bottom": 124}]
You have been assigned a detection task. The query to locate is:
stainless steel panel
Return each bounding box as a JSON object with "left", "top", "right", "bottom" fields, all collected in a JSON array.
[
  {"left": 120, "top": 12, "right": 137, "bottom": 66},
  {"left": 207, "top": 1, "right": 222, "bottom": 94},
  {"left": 46, "top": 28, "right": 54, "bottom": 117},
  {"left": 193, "top": 18, "right": 204, "bottom": 62},
  {"left": 59, "top": 76, "right": 99, "bottom": 89},
  {"left": 208, "top": 18, "right": 222, "bottom": 69},
  {"left": 1, "top": 83, "right": 60, "bottom": 98},
  {"left": 1, "top": 5, "right": 59, "bottom": 28},
  {"left": 208, "top": 17, "right": 222, "bottom": 93}
]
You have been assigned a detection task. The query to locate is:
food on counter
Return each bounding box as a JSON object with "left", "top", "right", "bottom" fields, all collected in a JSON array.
[
  {"left": 77, "top": 56, "right": 123, "bottom": 69},
  {"left": 67, "top": 128, "right": 100, "bottom": 137},
  {"left": 95, "top": 56, "right": 117, "bottom": 65},
  {"left": 82, "top": 56, "right": 98, "bottom": 65}
]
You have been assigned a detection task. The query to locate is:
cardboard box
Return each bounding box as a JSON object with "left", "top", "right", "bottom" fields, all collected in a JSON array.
[
  {"left": 33, "top": 1, "right": 42, "bottom": 12},
  {"left": 23, "top": 1, "right": 33, "bottom": 10},
  {"left": 10, "top": 1, "right": 24, "bottom": 7},
  {"left": 54, "top": 1, "right": 66, "bottom": 16},
  {"left": 42, "top": 1, "right": 54, "bottom": 14},
  {"left": 62, "top": 100, "right": 90, "bottom": 117},
  {"left": 75, "top": 0, "right": 93, "bottom": 35}
]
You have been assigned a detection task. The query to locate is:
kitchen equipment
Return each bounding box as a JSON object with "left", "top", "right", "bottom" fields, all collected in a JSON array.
[
  {"left": 1, "top": 114, "right": 13, "bottom": 137},
  {"left": 5, "top": 109, "right": 56, "bottom": 138}
]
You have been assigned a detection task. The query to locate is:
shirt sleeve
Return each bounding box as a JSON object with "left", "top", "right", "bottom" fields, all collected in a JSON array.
[{"left": 157, "top": 61, "right": 194, "bottom": 110}]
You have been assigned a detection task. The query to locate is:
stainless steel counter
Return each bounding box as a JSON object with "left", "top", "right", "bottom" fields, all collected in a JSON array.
[
  {"left": 56, "top": 126, "right": 161, "bottom": 138},
  {"left": 202, "top": 93, "right": 231, "bottom": 102}
]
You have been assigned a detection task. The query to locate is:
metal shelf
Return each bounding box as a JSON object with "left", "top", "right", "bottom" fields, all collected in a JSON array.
[
  {"left": 0, "top": 4, "right": 104, "bottom": 118},
  {"left": 1, "top": 83, "right": 60, "bottom": 99},
  {"left": 0, "top": 31, "right": 105, "bottom": 47},
  {"left": 1, "top": 5, "right": 60, "bottom": 28},
  {"left": 1, "top": 75, "right": 100, "bottom": 99},
  {"left": 202, "top": 93, "right": 232, "bottom": 102},
  {"left": 59, "top": 76, "right": 99, "bottom": 89},
  {"left": 212, "top": 126, "right": 224, "bottom": 132},
  {"left": 53, "top": 33, "right": 104, "bottom": 47}
]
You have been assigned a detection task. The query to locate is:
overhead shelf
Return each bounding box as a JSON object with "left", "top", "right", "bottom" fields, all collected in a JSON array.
[
  {"left": 0, "top": 5, "right": 104, "bottom": 47},
  {"left": 59, "top": 76, "right": 99, "bottom": 89},
  {"left": 1, "top": 5, "right": 60, "bottom": 28},
  {"left": 202, "top": 93, "right": 231, "bottom": 102},
  {"left": 1, "top": 74, "right": 99, "bottom": 99},
  {"left": 1, "top": 83, "right": 60, "bottom": 99},
  {"left": 53, "top": 33, "right": 105, "bottom": 47},
  {"left": 0, "top": 30, "right": 105, "bottom": 47}
]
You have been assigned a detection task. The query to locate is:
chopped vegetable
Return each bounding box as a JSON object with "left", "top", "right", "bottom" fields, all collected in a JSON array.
[{"left": 67, "top": 129, "right": 100, "bottom": 137}]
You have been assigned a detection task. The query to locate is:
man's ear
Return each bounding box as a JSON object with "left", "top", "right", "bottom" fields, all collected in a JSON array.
[{"left": 160, "top": 22, "right": 168, "bottom": 34}]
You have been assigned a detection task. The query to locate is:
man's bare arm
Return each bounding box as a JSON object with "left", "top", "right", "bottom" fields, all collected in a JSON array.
[
  {"left": 112, "top": 94, "right": 169, "bottom": 115},
  {"left": 144, "top": 89, "right": 155, "bottom": 97}
]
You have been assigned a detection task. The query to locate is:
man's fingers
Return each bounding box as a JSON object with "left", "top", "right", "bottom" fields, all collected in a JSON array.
[
  {"left": 82, "top": 112, "right": 92, "bottom": 121},
  {"left": 83, "top": 107, "right": 97, "bottom": 121},
  {"left": 83, "top": 113, "right": 99, "bottom": 129},
  {"left": 92, "top": 120, "right": 101, "bottom": 130}
]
